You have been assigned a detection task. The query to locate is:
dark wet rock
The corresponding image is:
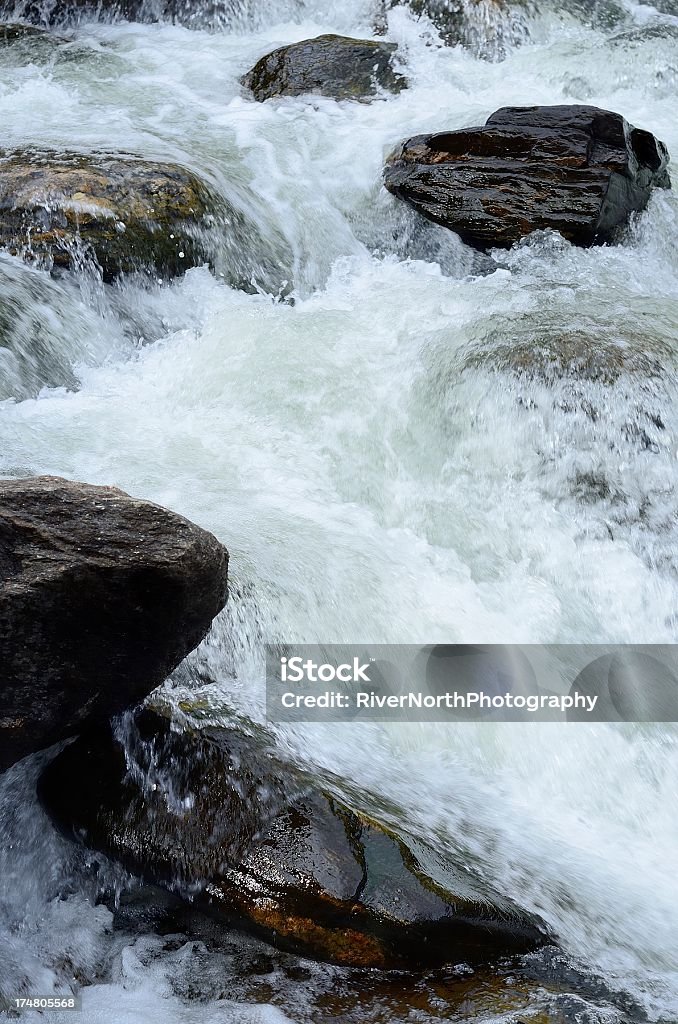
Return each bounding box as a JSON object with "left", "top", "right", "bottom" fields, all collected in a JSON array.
[
  {"left": 241, "top": 34, "right": 407, "bottom": 102},
  {"left": 384, "top": 105, "right": 671, "bottom": 250},
  {"left": 0, "top": 22, "right": 56, "bottom": 42},
  {"left": 0, "top": 477, "right": 229, "bottom": 773},
  {"left": 39, "top": 708, "right": 550, "bottom": 968},
  {"left": 0, "top": 151, "right": 217, "bottom": 281},
  {"left": 0, "top": 253, "right": 112, "bottom": 400}
]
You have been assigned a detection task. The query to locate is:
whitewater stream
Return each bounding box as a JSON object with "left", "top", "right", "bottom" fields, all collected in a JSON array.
[{"left": 1, "top": 0, "right": 678, "bottom": 1021}]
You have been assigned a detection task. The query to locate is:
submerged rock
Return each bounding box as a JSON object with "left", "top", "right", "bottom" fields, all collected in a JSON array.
[
  {"left": 241, "top": 34, "right": 407, "bottom": 102},
  {"left": 462, "top": 329, "right": 672, "bottom": 385},
  {"left": 0, "top": 23, "right": 57, "bottom": 42},
  {"left": 383, "top": 105, "right": 671, "bottom": 250},
  {"left": 0, "top": 151, "right": 216, "bottom": 281},
  {"left": 39, "top": 709, "right": 550, "bottom": 968},
  {"left": 0, "top": 252, "right": 112, "bottom": 401},
  {"left": 391, "top": 0, "right": 533, "bottom": 58},
  {"left": 0, "top": 477, "right": 229, "bottom": 772}
]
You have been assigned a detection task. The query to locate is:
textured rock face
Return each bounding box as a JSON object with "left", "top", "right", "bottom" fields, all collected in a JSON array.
[
  {"left": 39, "top": 709, "right": 550, "bottom": 968},
  {"left": 0, "top": 152, "right": 216, "bottom": 280},
  {"left": 383, "top": 105, "right": 671, "bottom": 250},
  {"left": 241, "top": 34, "right": 407, "bottom": 102},
  {"left": 0, "top": 477, "right": 229, "bottom": 772}
]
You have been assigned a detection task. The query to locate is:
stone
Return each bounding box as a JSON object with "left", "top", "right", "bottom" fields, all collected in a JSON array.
[
  {"left": 0, "top": 151, "right": 217, "bottom": 281},
  {"left": 0, "top": 477, "right": 229, "bottom": 772},
  {"left": 241, "top": 34, "right": 406, "bottom": 102},
  {"left": 383, "top": 105, "right": 671, "bottom": 250},
  {"left": 39, "top": 708, "right": 550, "bottom": 967}
]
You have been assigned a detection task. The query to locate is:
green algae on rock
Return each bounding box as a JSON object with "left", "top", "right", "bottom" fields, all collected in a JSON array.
[{"left": 0, "top": 151, "right": 217, "bottom": 280}]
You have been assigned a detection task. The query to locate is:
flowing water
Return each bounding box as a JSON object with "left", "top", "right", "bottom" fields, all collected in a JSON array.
[{"left": 1, "top": 0, "right": 678, "bottom": 1020}]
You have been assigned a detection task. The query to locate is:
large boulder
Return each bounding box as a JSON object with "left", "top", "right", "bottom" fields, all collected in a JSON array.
[
  {"left": 383, "top": 105, "right": 671, "bottom": 250},
  {"left": 0, "top": 151, "right": 216, "bottom": 281},
  {"left": 241, "top": 34, "right": 407, "bottom": 102},
  {"left": 39, "top": 709, "right": 550, "bottom": 968},
  {"left": 0, "top": 477, "right": 229, "bottom": 772}
]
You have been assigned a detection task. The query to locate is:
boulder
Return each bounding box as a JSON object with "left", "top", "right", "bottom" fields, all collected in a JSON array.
[
  {"left": 39, "top": 708, "right": 550, "bottom": 968},
  {"left": 383, "top": 105, "right": 671, "bottom": 250},
  {"left": 0, "top": 151, "right": 216, "bottom": 281},
  {"left": 241, "top": 34, "right": 407, "bottom": 102},
  {"left": 0, "top": 477, "right": 229, "bottom": 772}
]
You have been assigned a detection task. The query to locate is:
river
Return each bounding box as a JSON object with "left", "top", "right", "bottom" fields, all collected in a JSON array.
[{"left": 1, "top": 0, "right": 677, "bottom": 1021}]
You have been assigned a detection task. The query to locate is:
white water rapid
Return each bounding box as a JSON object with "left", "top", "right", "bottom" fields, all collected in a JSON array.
[{"left": 1, "top": 0, "right": 678, "bottom": 1021}]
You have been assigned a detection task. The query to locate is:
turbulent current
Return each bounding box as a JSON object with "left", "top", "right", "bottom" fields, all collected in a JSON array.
[{"left": 1, "top": 0, "right": 678, "bottom": 1021}]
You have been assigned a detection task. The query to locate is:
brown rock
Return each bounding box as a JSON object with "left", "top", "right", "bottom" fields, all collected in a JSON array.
[
  {"left": 0, "top": 151, "right": 216, "bottom": 281},
  {"left": 0, "top": 477, "right": 229, "bottom": 771},
  {"left": 384, "top": 105, "right": 671, "bottom": 250},
  {"left": 39, "top": 709, "right": 550, "bottom": 968}
]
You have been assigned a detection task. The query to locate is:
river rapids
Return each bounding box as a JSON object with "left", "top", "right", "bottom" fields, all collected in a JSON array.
[{"left": 1, "top": 0, "right": 678, "bottom": 1021}]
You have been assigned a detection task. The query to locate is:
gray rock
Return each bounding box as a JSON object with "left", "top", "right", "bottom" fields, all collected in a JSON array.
[
  {"left": 0, "top": 477, "right": 229, "bottom": 772},
  {"left": 241, "top": 33, "right": 407, "bottom": 102}
]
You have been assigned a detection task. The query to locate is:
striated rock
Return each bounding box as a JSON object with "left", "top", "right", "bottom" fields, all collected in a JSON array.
[
  {"left": 0, "top": 477, "right": 229, "bottom": 772},
  {"left": 0, "top": 151, "right": 216, "bottom": 281},
  {"left": 241, "top": 34, "right": 407, "bottom": 102},
  {"left": 383, "top": 105, "right": 671, "bottom": 250},
  {"left": 39, "top": 709, "right": 550, "bottom": 968}
]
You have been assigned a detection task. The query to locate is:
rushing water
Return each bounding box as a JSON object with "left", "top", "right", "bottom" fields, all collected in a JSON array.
[{"left": 1, "top": 0, "right": 678, "bottom": 1021}]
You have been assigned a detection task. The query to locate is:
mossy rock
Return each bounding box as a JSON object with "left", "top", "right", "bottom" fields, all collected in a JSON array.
[
  {"left": 38, "top": 709, "right": 549, "bottom": 969},
  {"left": 0, "top": 150, "right": 217, "bottom": 281},
  {"left": 241, "top": 33, "right": 407, "bottom": 102}
]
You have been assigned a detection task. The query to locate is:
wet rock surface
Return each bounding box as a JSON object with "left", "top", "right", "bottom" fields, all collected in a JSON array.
[
  {"left": 0, "top": 22, "right": 58, "bottom": 42},
  {"left": 0, "top": 151, "right": 216, "bottom": 280},
  {"left": 39, "top": 708, "right": 550, "bottom": 968},
  {"left": 241, "top": 34, "right": 407, "bottom": 102},
  {"left": 384, "top": 105, "right": 671, "bottom": 250},
  {"left": 0, "top": 477, "right": 229, "bottom": 772}
]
